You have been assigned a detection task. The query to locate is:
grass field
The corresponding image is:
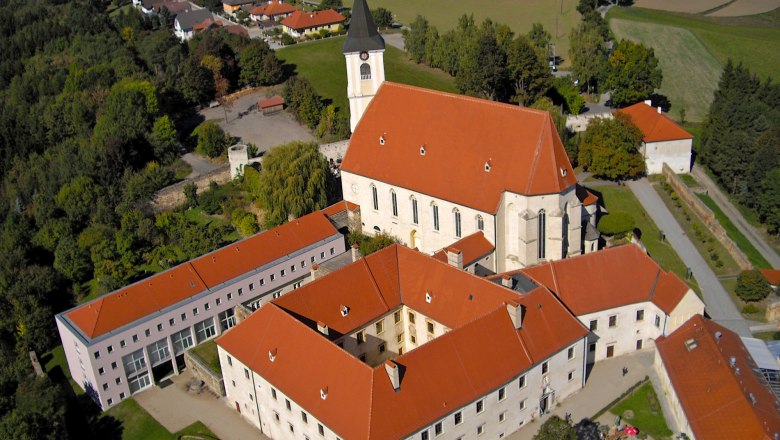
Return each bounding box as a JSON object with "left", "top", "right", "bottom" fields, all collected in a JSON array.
[
  {"left": 190, "top": 340, "right": 222, "bottom": 375},
  {"left": 610, "top": 19, "right": 720, "bottom": 122},
  {"left": 697, "top": 193, "right": 772, "bottom": 268},
  {"left": 278, "top": 36, "right": 456, "bottom": 112},
  {"left": 610, "top": 382, "right": 673, "bottom": 439},
  {"left": 344, "top": 0, "right": 581, "bottom": 64}
]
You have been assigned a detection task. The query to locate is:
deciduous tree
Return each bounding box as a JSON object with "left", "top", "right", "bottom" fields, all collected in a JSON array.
[
  {"left": 578, "top": 113, "right": 645, "bottom": 180},
  {"left": 605, "top": 39, "right": 662, "bottom": 107},
  {"left": 533, "top": 415, "right": 578, "bottom": 440}
]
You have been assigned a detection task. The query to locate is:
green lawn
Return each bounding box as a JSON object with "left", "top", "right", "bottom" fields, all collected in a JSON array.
[
  {"left": 697, "top": 193, "right": 772, "bottom": 268},
  {"left": 610, "top": 382, "right": 673, "bottom": 440},
  {"left": 278, "top": 36, "right": 456, "bottom": 113},
  {"left": 344, "top": 0, "right": 581, "bottom": 64},
  {"left": 107, "top": 399, "right": 217, "bottom": 440},
  {"left": 596, "top": 185, "right": 696, "bottom": 289},
  {"left": 190, "top": 340, "right": 222, "bottom": 375}
]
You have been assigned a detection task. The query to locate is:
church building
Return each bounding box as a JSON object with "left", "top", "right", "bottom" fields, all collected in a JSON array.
[{"left": 339, "top": 0, "right": 598, "bottom": 272}]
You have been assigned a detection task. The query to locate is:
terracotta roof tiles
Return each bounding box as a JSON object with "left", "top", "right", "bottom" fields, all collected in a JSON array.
[
  {"left": 431, "top": 231, "right": 495, "bottom": 267},
  {"left": 616, "top": 102, "right": 693, "bottom": 143},
  {"left": 761, "top": 269, "right": 780, "bottom": 286},
  {"left": 281, "top": 9, "right": 345, "bottom": 30}
]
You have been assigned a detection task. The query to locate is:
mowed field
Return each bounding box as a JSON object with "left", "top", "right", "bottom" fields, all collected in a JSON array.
[
  {"left": 278, "top": 36, "right": 456, "bottom": 112},
  {"left": 608, "top": 7, "right": 780, "bottom": 121},
  {"left": 633, "top": 0, "right": 727, "bottom": 14},
  {"left": 344, "top": 0, "right": 581, "bottom": 66},
  {"left": 611, "top": 20, "right": 720, "bottom": 122}
]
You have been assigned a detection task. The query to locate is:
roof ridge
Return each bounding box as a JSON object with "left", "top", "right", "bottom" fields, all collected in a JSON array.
[
  {"left": 647, "top": 268, "right": 662, "bottom": 303},
  {"left": 361, "top": 254, "right": 391, "bottom": 311}
]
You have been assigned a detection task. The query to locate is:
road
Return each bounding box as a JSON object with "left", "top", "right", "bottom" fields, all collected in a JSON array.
[
  {"left": 692, "top": 164, "right": 780, "bottom": 268},
  {"left": 182, "top": 152, "right": 219, "bottom": 179},
  {"left": 381, "top": 32, "right": 404, "bottom": 50},
  {"left": 628, "top": 178, "right": 751, "bottom": 336}
]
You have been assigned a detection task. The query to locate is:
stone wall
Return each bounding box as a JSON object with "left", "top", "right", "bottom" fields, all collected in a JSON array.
[
  {"left": 662, "top": 163, "right": 752, "bottom": 270},
  {"left": 184, "top": 349, "right": 226, "bottom": 397},
  {"left": 150, "top": 165, "right": 231, "bottom": 213}
]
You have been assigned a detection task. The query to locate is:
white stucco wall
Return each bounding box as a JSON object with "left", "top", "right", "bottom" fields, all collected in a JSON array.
[
  {"left": 345, "top": 50, "right": 385, "bottom": 132},
  {"left": 642, "top": 139, "right": 692, "bottom": 175},
  {"left": 665, "top": 290, "right": 705, "bottom": 335},
  {"left": 578, "top": 302, "right": 666, "bottom": 364},
  {"left": 653, "top": 347, "right": 694, "bottom": 438}
]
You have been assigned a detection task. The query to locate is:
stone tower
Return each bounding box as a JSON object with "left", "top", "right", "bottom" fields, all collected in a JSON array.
[{"left": 343, "top": 0, "right": 385, "bottom": 132}]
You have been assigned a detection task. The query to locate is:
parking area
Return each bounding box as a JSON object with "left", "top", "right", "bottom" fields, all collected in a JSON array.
[{"left": 200, "top": 90, "right": 315, "bottom": 154}]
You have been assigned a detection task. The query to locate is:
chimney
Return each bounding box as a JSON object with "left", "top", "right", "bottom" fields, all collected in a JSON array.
[
  {"left": 317, "top": 321, "right": 329, "bottom": 336},
  {"left": 644, "top": 99, "right": 652, "bottom": 106},
  {"left": 384, "top": 360, "right": 400, "bottom": 391},
  {"left": 501, "top": 274, "right": 512, "bottom": 288},
  {"left": 657, "top": 106, "right": 662, "bottom": 114},
  {"left": 351, "top": 244, "right": 360, "bottom": 262},
  {"left": 311, "top": 263, "right": 319, "bottom": 280},
  {"left": 446, "top": 248, "right": 463, "bottom": 269},
  {"left": 506, "top": 301, "right": 525, "bottom": 329}
]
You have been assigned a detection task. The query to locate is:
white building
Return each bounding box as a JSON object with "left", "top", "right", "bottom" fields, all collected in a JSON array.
[
  {"left": 617, "top": 101, "right": 693, "bottom": 175},
  {"left": 174, "top": 9, "right": 214, "bottom": 41},
  {"left": 55, "top": 209, "right": 347, "bottom": 410},
  {"left": 217, "top": 244, "right": 590, "bottom": 439}
]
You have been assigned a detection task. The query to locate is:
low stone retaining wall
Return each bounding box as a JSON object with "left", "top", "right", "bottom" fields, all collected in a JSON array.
[
  {"left": 662, "top": 163, "right": 752, "bottom": 270},
  {"left": 150, "top": 165, "right": 231, "bottom": 213},
  {"left": 184, "top": 349, "right": 226, "bottom": 397}
]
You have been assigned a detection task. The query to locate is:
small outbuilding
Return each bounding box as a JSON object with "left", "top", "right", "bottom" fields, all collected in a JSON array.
[{"left": 258, "top": 96, "right": 284, "bottom": 115}]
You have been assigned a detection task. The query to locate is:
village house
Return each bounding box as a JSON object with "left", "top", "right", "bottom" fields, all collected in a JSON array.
[
  {"left": 222, "top": 0, "right": 256, "bottom": 15},
  {"left": 55, "top": 208, "right": 349, "bottom": 410},
  {"left": 250, "top": 0, "right": 298, "bottom": 22},
  {"left": 174, "top": 9, "right": 217, "bottom": 41},
  {"left": 281, "top": 9, "right": 345, "bottom": 38}
]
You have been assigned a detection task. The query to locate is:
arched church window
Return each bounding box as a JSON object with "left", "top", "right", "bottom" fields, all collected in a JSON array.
[
  {"left": 411, "top": 196, "right": 419, "bottom": 225},
  {"left": 537, "top": 209, "right": 546, "bottom": 260},
  {"left": 432, "top": 203, "right": 439, "bottom": 231},
  {"left": 360, "top": 63, "right": 371, "bottom": 80},
  {"left": 454, "top": 209, "right": 462, "bottom": 238},
  {"left": 476, "top": 215, "right": 484, "bottom": 231}
]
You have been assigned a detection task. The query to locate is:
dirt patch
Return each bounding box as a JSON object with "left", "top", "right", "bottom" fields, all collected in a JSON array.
[
  {"left": 634, "top": 0, "right": 730, "bottom": 13},
  {"left": 709, "top": 0, "right": 780, "bottom": 16}
]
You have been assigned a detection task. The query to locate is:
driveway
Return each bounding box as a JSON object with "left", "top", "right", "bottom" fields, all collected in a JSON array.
[
  {"left": 182, "top": 152, "right": 219, "bottom": 179},
  {"left": 200, "top": 90, "right": 315, "bottom": 154},
  {"left": 135, "top": 370, "right": 269, "bottom": 440},
  {"left": 692, "top": 164, "right": 780, "bottom": 268},
  {"left": 381, "top": 32, "right": 405, "bottom": 50},
  {"left": 628, "top": 178, "right": 751, "bottom": 336}
]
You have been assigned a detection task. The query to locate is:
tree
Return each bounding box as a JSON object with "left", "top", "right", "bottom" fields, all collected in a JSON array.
[
  {"left": 403, "top": 15, "right": 429, "bottom": 63},
  {"left": 150, "top": 115, "right": 180, "bottom": 164},
  {"left": 192, "top": 121, "right": 229, "bottom": 158},
  {"left": 605, "top": 39, "right": 663, "bottom": 107},
  {"left": 283, "top": 77, "right": 323, "bottom": 129},
  {"left": 549, "top": 77, "right": 585, "bottom": 115},
  {"left": 759, "top": 168, "right": 780, "bottom": 234},
  {"left": 54, "top": 235, "right": 92, "bottom": 282},
  {"left": 507, "top": 36, "right": 551, "bottom": 105},
  {"left": 533, "top": 415, "right": 578, "bottom": 440},
  {"left": 254, "top": 142, "right": 332, "bottom": 228},
  {"left": 578, "top": 113, "right": 645, "bottom": 180},
  {"left": 569, "top": 24, "right": 608, "bottom": 94},
  {"left": 239, "top": 42, "right": 283, "bottom": 87},
  {"left": 371, "top": 7, "right": 393, "bottom": 29},
  {"left": 318, "top": 0, "right": 342, "bottom": 10},
  {"left": 735, "top": 269, "right": 771, "bottom": 302},
  {"left": 456, "top": 30, "right": 508, "bottom": 101},
  {"left": 527, "top": 22, "right": 551, "bottom": 62},
  {"left": 56, "top": 176, "right": 100, "bottom": 224},
  {"left": 180, "top": 57, "right": 215, "bottom": 105}
]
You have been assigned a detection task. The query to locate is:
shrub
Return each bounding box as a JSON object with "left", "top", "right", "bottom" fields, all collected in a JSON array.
[
  {"left": 597, "top": 211, "right": 635, "bottom": 237},
  {"left": 280, "top": 33, "right": 296, "bottom": 46},
  {"left": 735, "top": 269, "right": 771, "bottom": 302},
  {"left": 231, "top": 209, "right": 259, "bottom": 236},
  {"left": 742, "top": 303, "right": 760, "bottom": 314},
  {"left": 192, "top": 121, "right": 229, "bottom": 158}
]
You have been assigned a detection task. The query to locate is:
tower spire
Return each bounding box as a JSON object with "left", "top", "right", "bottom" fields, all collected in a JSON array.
[{"left": 342, "top": 0, "right": 385, "bottom": 53}]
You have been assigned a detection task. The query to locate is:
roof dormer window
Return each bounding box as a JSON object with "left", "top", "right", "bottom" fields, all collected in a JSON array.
[
  {"left": 340, "top": 305, "right": 350, "bottom": 317},
  {"left": 485, "top": 161, "right": 492, "bottom": 172},
  {"left": 420, "top": 145, "right": 426, "bottom": 156},
  {"left": 560, "top": 167, "right": 567, "bottom": 177},
  {"left": 379, "top": 135, "right": 385, "bottom": 145},
  {"left": 268, "top": 348, "right": 277, "bottom": 362},
  {"left": 320, "top": 386, "right": 328, "bottom": 400},
  {"left": 425, "top": 292, "right": 432, "bottom": 303}
]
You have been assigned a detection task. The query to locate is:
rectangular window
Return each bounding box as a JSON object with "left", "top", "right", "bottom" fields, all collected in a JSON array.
[
  {"left": 157, "top": 323, "right": 163, "bottom": 332},
  {"left": 394, "top": 310, "right": 401, "bottom": 323},
  {"left": 291, "top": 264, "right": 296, "bottom": 273},
  {"left": 94, "top": 351, "right": 101, "bottom": 360},
  {"left": 356, "top": 330, "right": 365, "bottom": 344},
  {"left": 111, "top": 362, "right": 117, "bottom": 370},
  {"left": 391, "top": 191, "right": 398, "bottom": 217},
  {"left": 107, "top": 398, "right": 113, "bottom": 405},
  {"left": 271, "top": 388, "right": 277, "bottom": 400},
  {"left": 120, "top": 392, "right": 126, "bottom": 400},
  {"left": 219, "top": 309, "right": 236, "bottom": 331},
  {"left": 120, "top": 340, "right": 126, "bottom": 348},
  {"left": 285, "top": 399, "right": 291, "bottom": 411},
  {"left": 250, "top": 282, "right": 256, "bottom": 290},
  {"left": 181, "top": 313, "right": 187, "bottom": 321},
  {"left": 655, "top": 315, "right": 661, "bottom": 328},
  {"left": 311, "top": 256, "right": 316, "bottom": 263},
  {"left": 427, "top": 321, "right": 435, "bottom": 334},
  {"left": 498, "top": 387, "right": 505, "bottom": 401},
  {"left": 193, "top": 307, "right": 199, "bottom": 316},
  {"left": 270, "top": 274, "right": 275, "bottom": 282},
  {"left": 132, "top": 334, "right": 138, "bottom": 343},
  {"left": 372, "top": 185, "right": 379, "bottom": 210},
  {"left": 147, "top": 338, "right": 170, "bottom": 366},
  {"left": 122, "top": 349, "right": 146, "bottom": 375},
  {"left": 410, "top": 334, "right": 417, "bottom": 344},
  {"left": 171, "top": 328, "right": 193, "bottom": 354},
  {"left": 636, "top": 339, "right": 643, "bottom": 350},
  {"left": 288, "top": 423, "right": 294, "bottom": 433},
  {"left": 144, "top": 329, "right": 151, "bottom": 337},
  {"left": 169, "top": 318, "right": 175, "bottom": 326},
  {"left": 98, "top": 367, "right": 105, "bottom": 375},
  {"left": 568, "top": 347, "right": 575, "bottom": 359},
  {"left": 454, "top": 411, "right": 462, "bottom": 425},
  {"left": 194, "top": 318, "right": 216, "bottom": 343},
  {"left": 520, "top": 399, "right": 526, "bottom": 410},
  {"left": 421, "top": 431, "right": 429, "bottom": 440},
  {"left": 375, "top": 320, "right": 384, "bottom": 334},
  {"left": 519, "top": 375, "right": 526, "bottom": 388},
  {"left": 359, "top": 354, "right": 367, "bottom": 363},
  {"left": 330, "top": 247, "right": 335, "bottom": 255},
  {"left": 227, "top": 356, "right": 233, "bottom": 366},
  {"left": 477, "top": 424, "right": 485, "bottom": 436},
  {"left": 542, "top": 361, "right": 549, "bottom": 375},
  {"left": 107, "top": 345, "right": 113, "bottom": 354},
  {"left": 589, "top": 319, "right": 597, "bottom": 331},
  {"left": 115, "top": 377, "right": 121, "bottom": 385},
  {"left": 227, "top": 292, "right": 232, "bottom": 300},
  {"left": 244, "top": 368, "right": 250, "bottom": 379},
  {"left": 589, "top": 343, "right": 596, "bottom": 352},
  {"left": 216, "top": 298, "right": 221, "bottom": 306},
  {"left": 102, "top": 382, "right": 109, "bottom": 391},
  {"left": 408, "top": 311, "right": 416, "bottom": 324},
  {"left": 204, "top": 302, "right": 210, "bottom": 311},
  {"left": 412, "top": 198, "right": 419, "bottom": 224},
  {"left": 435, "top": 422, "right": 443, "bottom": 436},
  {"left": 454, "top": 210, "right": 462, "bottom": 237},
  {"left": 379, "top": 343, "right": 386, "bottom": 353},
  {"left": 499, "top": 411, "right": 506, "bottom": 423},
  {"left": 238, "top": 288, "right": 243, "bottom": 296},
  {"left": 636, "top": 309, "right": 644, "bottom": 321},
  {"left": 318, "top": 424, "right": 324, "bottom": 436},
  {"left": 433, "top": 205, "right": 439, "bottom": 231},
  {"left": 281, "top": 269, "right": 286, "bottom": 277},
  {"left": 301, "top": 411, "right": 308, "bottom": 423},
  {"left": 396, "top": 332, "right": 404, "bottom": 344},
  {"left": 301, "top": 261, "right": 306, "bottom": 268},
  {"left": 476, "top": 399, "right": 484, "bottom": 413},
  {"left": 609, "top": 315, "right": 617, "bottom": 327},
  {"left": 273, "top": 411, "right": 279, "bottom": 421},
  {"left": 568, "top": 371, "right": 575, "bottom": 381}
]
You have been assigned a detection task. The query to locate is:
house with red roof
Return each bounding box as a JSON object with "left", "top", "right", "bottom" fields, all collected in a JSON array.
[
  {"left": 654, "top": 315, "right": 780, "bottom": 439},
  {"left": 281, "top": 9, "right": 345, "bottom": 38},
  {"left": 495, "top": 243, "right": 705, "bottom": 364},
  {"left": 217, "top": 244, "right": 590, "bottom": 439},
  {"left": 55, "top": 209, "right": 347, "bottom": 410},
  {"left": 249, "top": 0, "right": 298, "bottom": 22},
  {"left": 616, "top": 100, "right": 694, "bottom": 175}
]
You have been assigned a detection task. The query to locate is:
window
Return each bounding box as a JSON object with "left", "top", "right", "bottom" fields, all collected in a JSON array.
[
  {"left": 158, "top": 323, "right": 163, "bottom": 332},
  {"left": 120, "top": 392, "right": 126, "bottom": 400},
  {"left": 519, "top": 399, "right": 526, "bottom": 410},
  {"left": 98, "top": 367, "right": 105, "bottom": 375},
  {"left": 427, "top": 321, "right": 435, "bottom": 334},
  {"left": 411, "top": 197, "right": 419, "bottom": 224},
  {"left": 477, "top": 424, "right": 485, "bottom": 436},
  {"left": 288, "top": 423, "right": 295, "bottom": 434},
  {"left": 518, "top": 375, "right": 526, "bottom": 388},
  {"left": 120, "top": 340, "right": 126, "bottom": 348},
  {"left": 251, "top": 281, "right": 257, "bottom": 290},
  {"left": 499, "top": 411, "right": 506, "bottom": 422},
  {"left": 285, "top": 399, "right": 291, "bottom": 411},
  {"left": 568, "top": 347, "right": 575, "bottom": 359},
  {"left": 220, "top": 309, "right": 236, "bottom": 331},
  {"left": 410, "top": 334, "right": 417, "bottom": 344},
  {"left": 291, "top": 264, "right": 296, "bottom": 273},
  {"left": 122, "top": 349, "right": 146, "bottom": 375},
  {"left": 102, "top": 383, "right": 109, "bottom": 391},
  {"left": 454, "top": 411, "right": 462, "bottom": 425},
  {"left": 589, "top": 343, "right": 596, "bottom": 352},
  {"left": 238, "top": 288, "right": 243, "bottom": 296},
  {"left": 115, "top": 377, "right": 121, "bottom": 385},
  {"left": 454, "top": 209, "right": 461, "bottom": 238},
  {"left": 128, "top": 372, "right": 150, "bottom": 393},
  {"left": 476, "top": 215, "right": 484, "bottom": 231},
  {"left": 476, "top": 399, "right": 484, "bottom": 413},
  {"left": 391, "top": 191, "right": 398, "bottom": 217},
  {"left": 171, "top": 328, "right": 193, "bottom": 354},
  {"left": 568, "top": 371, "right": 575, "bottom": 381},
  {"left": 249, "top": 394, "right": 254, "bottom": 401},
  {"left": 216, "top": 298, "right": 221, "bottom": 306},
  {"left": 421, "top": 431, "right": 429, "bottom": 440},
  {"left": 360, "top": 62, "right": 371, "bottom": 80},
  {"left": 408, "top": 311, "right": 416, "bottom": 324},
  {"left": 169, "top": 318, "right": 175, "bottom": 326},
  {"left": 227, "top": 356, "right": 233, "bottom": 366},
  {"left": 356, "top": 330, "right": 365, "bottom": 344},
  {"left": 302, "top": 261, "right": 306, "bottom": 268},
  {"left": 589, "top": 319, "right": 598, "bottom": 331},
  {"left": 394, "top": 310, "right": 401, "bottom": 323},
  {"left": 397, "top": 332, "right": 404, "bottom": 343},
  {"left": 194, "top": 318, "right": 216, "bottom": 343},
  {"left": 181, "top": 312, "right": 187, "bottom": 321},
  {"left": 542, "top": 361, "right": 549, "bottom": 374},
  {"left": 320, "top": 252, "right": 325, "bottom": 259},
  {"left": 655, "top": 315, "right": 661, "bottom": 328},
  {"left": 193, "top": 307, "right": 199, "bottom": 316},
  {"left": 147, "top": 338, "right": 170, "bottom": 365},
  {"left": 132, "top": 334, "right": 138, "bottom": 343},
  {"left": 273, "top": 411, "right": 280, "bottom": 421},
  {"left": 301, "top": 411, "right": 308, "bottom": 424},
  {"left": 204, "top": 302, "right": 210, "bottom": 311},
  {"left": 107, "top": 398, "right": 113, "bottom": 406},
  {"left": 107, "top": 345, "right": 113, "bottom": 354},
  {"left": 271, "top": 388, "right": 277, "bottom": 400},
  {"left": 371, "top": 185, "right": 379, "bottom": 210},
  {"left": 94, "top": 350, "right": 101, "bottom": 360},
  {"left": 498, "top": 387, "right": 506, "bottom": 401},
  {"left": 270, "top": 274, "right": 275, "bottom": 282},
  {"left": 227, "top": 292, "right": 233, "bottom": 301},
  {"left": 244, "top": 368, "right": 250, "bottom": 379},
  {"left": 379, "top": 343, "right": 386, "bottom": 353},
  {"left": 318, "top": 424, "right": 325, "bottom": 436},
  {"left": 359, "top": 354, "right": 366, "bottom": 362},
  {"left": 375, "top": 320, "right": 384, "bottom": 334},
  {"left": 111, "top": 362, "right": 117, "bottom": 370},
  {"left": 281, "top": 269, "right": 286, "bottom": 277},
  {"left": 609, "top": 315, "right": 617, "bottom": 327},
  {"left": 432, "top": 204, "right": 439, "bottom": 231},
  {"left": 636, "top": 339, "right": 643, "bottom": 350},
  {"left": 537, "top": 209, "right": 546, "bottom": 259},
  {"left": 636, "top": 309, "right": 645, "bottom": 321},
  {"left": 435, "top": 422, "right": 443, "bottom": 436}
]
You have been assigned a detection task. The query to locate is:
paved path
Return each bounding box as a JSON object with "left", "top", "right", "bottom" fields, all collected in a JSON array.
[
  {"left": 182, "top": 152, "right": 219, "bottom": 179},
  {"left": 381, "top": 32, "right": 405, "bottom": 50},
  {"left": 136, "top": 370, "right": 268, "bottom": 440},
  {"left": 628, "top": 178, "right": 751, "bottom": 336},
  {"left": 507, "top": 351, "right": 661, "bottom": 439},
  {"left": 692, "top": 164, "right": 780, "bottom": 268}
]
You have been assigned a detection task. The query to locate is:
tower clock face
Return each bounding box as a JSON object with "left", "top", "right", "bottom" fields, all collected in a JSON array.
[{"left": 359, "top": 51, "right": 369, "bottom": 61}]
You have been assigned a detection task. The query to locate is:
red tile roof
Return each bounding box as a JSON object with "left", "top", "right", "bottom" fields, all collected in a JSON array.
[
  {"left": 320, "top": 200, "right": 359, "bottom": 218},
  {"left": 432, "top": 231, "right": 494, "bottom": 267},
  {"left": 616, "top": 102, "right": 693, "bottom": 143},
  {"left": 761, "top": 269, "right": 780, "bottom": 286},
  {"left": 656, "top": 315, "right": 780, "bottom": 439},
  {"left": 576, "top": 184, "right": 599, "bottom": 206},
  {"left": 219, "top": 245, "right": 587, "bottom": 439},
  {"left": 224, "top": 24, "right": 248, "bottom": 36},
  {"left": 281, "top": 9, "right": 345, "bottom": 30},
  {"left": 258, "top": 96, "right": 283, "bottom": 109},
  {"left": 67, "top": 211, "right": 339, "bottom": 339},
  {"left": 517, "top": 244, "right": 692, "bottom": 315},
  {"left": 250, "top": 0, "right": 297, "bottom": 16},
  {"left": 341, "top": 83, "right": 577, "bottom": 213}
]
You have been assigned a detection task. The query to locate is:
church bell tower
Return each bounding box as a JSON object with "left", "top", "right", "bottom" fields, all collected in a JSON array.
[{"left": 343, "top": 0, "right": 385, "bottom": 132}]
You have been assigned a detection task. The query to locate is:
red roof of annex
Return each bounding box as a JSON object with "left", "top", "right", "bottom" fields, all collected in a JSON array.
[
  {"left": 217, "top": 245, "right": 588, "bottom": 439},
  {"left": 67, "top": 211, "right": 340, "bottom": 339},
  {"left": 250, "top": 0, "right": 297, "bottom": 16},
  {"left": 340, "top": 82, "right": 577, "bottom": 213},
  {"left": 616, "top": 102, "right": 693, "bottom": 143},
  {"left": 281, "top": 9, "right": 345, "bottom": 30}
]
